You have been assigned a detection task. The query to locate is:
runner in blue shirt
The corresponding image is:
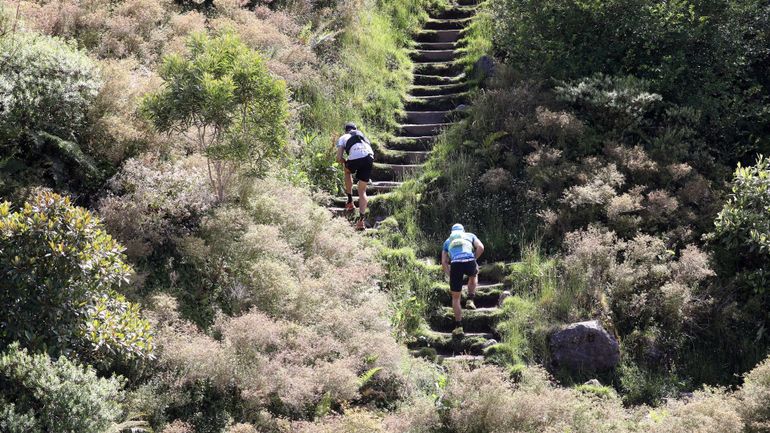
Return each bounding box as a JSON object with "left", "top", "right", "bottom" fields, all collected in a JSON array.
[{"left": 441, "top": 223, "right": 485, "bottom": 333}]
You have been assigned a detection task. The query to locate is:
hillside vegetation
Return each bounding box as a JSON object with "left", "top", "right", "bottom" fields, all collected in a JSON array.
[{"left": 2, "top": 0, "right": 770, "bottom": 432}]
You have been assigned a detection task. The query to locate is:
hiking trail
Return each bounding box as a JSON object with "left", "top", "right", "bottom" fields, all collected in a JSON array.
[{"left": 328, "top": 0, "right": 504, "bottom": 365}]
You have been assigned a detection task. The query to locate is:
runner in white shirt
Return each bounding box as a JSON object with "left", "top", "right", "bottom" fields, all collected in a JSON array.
[{"left": 336, "top": 122, "right": 374, "bottom": 230}]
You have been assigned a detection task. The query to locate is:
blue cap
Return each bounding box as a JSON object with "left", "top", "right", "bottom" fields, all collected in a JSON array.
[{"left": 451, "top": 223, "right": 464, "bottom": 232}]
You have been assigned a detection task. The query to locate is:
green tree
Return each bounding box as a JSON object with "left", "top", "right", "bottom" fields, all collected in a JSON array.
[
  {"left": 712, "top": 155, "right": 770, "bottom": 293},
  {"left": 142, "top": 32, "right": 289, "bottom": 202},
  {"left": 0, "top": 192, "right": 153, "bottom": 364}
]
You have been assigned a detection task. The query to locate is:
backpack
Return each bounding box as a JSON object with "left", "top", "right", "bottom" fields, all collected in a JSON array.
[
  {"left": 448, "top": 232, "right": 474, "bottom": 258},
  {"left": 345, "top": 131, "right": 371, "bottom": 155}
]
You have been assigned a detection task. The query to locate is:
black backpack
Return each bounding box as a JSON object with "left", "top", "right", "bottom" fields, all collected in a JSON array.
[{"left": 344, "top": 131, "right": 370, "bottom": 155}]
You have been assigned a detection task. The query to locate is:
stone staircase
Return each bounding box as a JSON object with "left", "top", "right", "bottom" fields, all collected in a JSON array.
[
  {"left": 409, "top": 264, "right": 506, "bottom": 364},
  {"left": 328, "top": 1, "right": 504, "bottom": 364},
  {"left": 328, "top": 0, "right": 477, "bottom": 217}
]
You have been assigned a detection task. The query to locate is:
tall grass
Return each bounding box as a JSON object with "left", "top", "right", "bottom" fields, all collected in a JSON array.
[{"left": 294, "top": 0, "right": 444, "bottom": 193}]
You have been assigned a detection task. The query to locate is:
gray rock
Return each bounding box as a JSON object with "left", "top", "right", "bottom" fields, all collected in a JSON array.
[
  {"left": 482, "top": 339, "right": 498, "bottom": 349},
  {"left": 583, "top": 379, "right": 602, "bottom": 387},
  {"left": 472, "top": 55, "right": 495, "bottom": 81},
  {"left": 497, "top": 290, "right": 511, "bottom": 307},
  {"left": 550, "top": 320, "right": 620, "bottom": 373}
]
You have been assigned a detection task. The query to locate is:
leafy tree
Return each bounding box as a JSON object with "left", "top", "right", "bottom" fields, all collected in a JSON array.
[
  {"left": 142, "top": 32, "right": 289, "bottom": 202},
  {"left": 0, "top": 192, "right": 154, "bottom": 364},
  {"left": 0, "top": 343, "right": 124, "bottom": 433},
  {"left": 712, "top": 155, "right": 770, "bottom": 293}
]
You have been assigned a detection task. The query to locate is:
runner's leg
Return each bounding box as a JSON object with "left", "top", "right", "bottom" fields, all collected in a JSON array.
[
  {"left": 357, "top": 179, "right": 368, "bottom": 217},
  {"left": 451, "top": 290, "right": 462, "bottom": 322},
  {"left": 344, "top": 165, "right": 353, "bottom": 198}
]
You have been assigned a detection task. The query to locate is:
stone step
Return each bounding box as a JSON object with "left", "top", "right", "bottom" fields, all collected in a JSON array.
[
  {"left": 430, "top": 307, "right": 502, "bottom": 333},
  {"left": 371, "top": 163, "right": 423, "bottom": 181},
  {"left": 399, "top": 123, "right": 451, "bottom": 137},
  {"left": 415, "top": 29, "right": 462, "bottom": 43},
  {"left": 412, "top": 49, "right": 459, "bottom": 63},
  {"left": 354, "top": 181, "right": 402, "bottom": 194},
  {"left": 405, "top": 92, "right": 470, "bottom": 111},
  {"left": 328, "top": 206, "right": 349, "bottom": 217},
  {"left": 413, "top": 61, "right": 464, "bottom": 76},
  {"left": 413, "top": 73, "right": 466, "bottom": 86},
  {"left": 377, "top": 149, "right": 432, "bottom": 164},
  {"left": 386, "top": 136, "right": 436, "bottom": 151},
  {"left": 424, "top": 17, "right": 473, "bottom": 30},
  {"left": 403, "top": 110, "right": 453, "bottom": 124},
  {"left": 410, "top": 82, "right": 468, "bottom": 97},
  {"left": 330, "top": 196, "right": 359, "bottom": 207},
  {"left": 415, "top": 41, "right": 457, "bottom": 51},
  {"left": 454, "top": 0, "right": 480, "bottom": 6},
  {"left": 408, "top": 330, "right": 496, "bottom": 356},
  {"left": 433, "top": 6, "right": 476, "bottom": 19},
  {"left": 440, "top": 354, "right": 485, "bottom": 364}
]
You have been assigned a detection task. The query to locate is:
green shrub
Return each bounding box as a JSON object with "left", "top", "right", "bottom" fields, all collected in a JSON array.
[
  {"left": 712, "top": 155, "right": 770, "bottom": 292},
  {"left": 142, "top": 31, "right": 288, "bottom": 202},
  {"left": 0, "top": 32, "right": 101, "bottom": 143},
  {"left": 0, "top": 192, "right": 153, "bottom": 364},
  {"left": 0, "top": 343, "right": 124, "bottom": 433}
]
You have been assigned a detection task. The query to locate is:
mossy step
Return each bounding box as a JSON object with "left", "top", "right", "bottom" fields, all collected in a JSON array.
[
  {"left": 385, "top": 136, "right": 436, "bottom": 151},
  {"left": 408, "top": 330, "right": 496, "bottom": 356},
  {"left": 414, "top": 41, "right": 457, "bottom": 51},
  {"left": 432, "top": 5, "right": 477, "bottom": 19},
  {"left": 424, "top": 17, "right": 473, "bottom": 30},
  {"left": 434, "top": 283, "right": 506, "bottom": 308},
  {"left": 413, "top": 73, "right": 466, "bottom": 86},
  {"left": 371, "top": 163, "right": 423, "bottom": 181},
  {"left": 478, "top": 262, "right": 515, "bottom": 283},
  {"left": 412, "top": 49, "right": 459, "bottom": 63},
  {"left": 330, "top": 196, "right": 360, "bottom": 207},
  {"left": 410, "top": 82, "right": 468, "bottom": 97},
  {"left": 454, "top": 0, "right": 480, "bottom": 6},
  {"left": 403, "top": 110, "right": 454, "bottom": 124},
  {"left": 430, "top": 307, "right": 502, "bottom": 333},
  {"left": 377, "top": 149, "right": 432, "bottom": 164},
  {"left": 415, "top": 29, "right": 462, "bottom": 43},
  {"left": 399, "top": 123, "right": 451, "bottom": 137},
  {"left": 405, "top": 92, "right": 470, "bottom": 111},
  {"left": 413, "top": 61, "right": 464, "bottom": 76}
]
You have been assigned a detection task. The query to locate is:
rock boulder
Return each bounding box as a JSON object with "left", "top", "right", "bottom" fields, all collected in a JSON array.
[{"left": 550, "top": 320, "right": 619, "bottom": 373}]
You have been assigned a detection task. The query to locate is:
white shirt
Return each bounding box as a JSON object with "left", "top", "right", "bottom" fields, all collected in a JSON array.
[{"left": 337, "top": 132, "right": 374, "bottom": 161}]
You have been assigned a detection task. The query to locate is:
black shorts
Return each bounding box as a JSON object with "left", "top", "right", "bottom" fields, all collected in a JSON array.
[
  {"left": 450, "top": 260, "right": 478, "bottom": 292},
  {"left": 345, "top": 155, "right": 374, "bottom": 183}
]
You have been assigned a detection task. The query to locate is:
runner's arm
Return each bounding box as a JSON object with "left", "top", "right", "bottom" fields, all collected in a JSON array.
[
  {"left": 441, "top": 250, "right": 450, "bottom": 276},
  {"left": 336, "top": 146, "right": 345, "bottom": 165},
  {"left": 473, "top": 238, "right": 485, "bottom": 259}
]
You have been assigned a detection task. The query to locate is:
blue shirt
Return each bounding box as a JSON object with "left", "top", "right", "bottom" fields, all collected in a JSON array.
[{"left": 443, "top": 232, "right": 478, "bottom": 263}]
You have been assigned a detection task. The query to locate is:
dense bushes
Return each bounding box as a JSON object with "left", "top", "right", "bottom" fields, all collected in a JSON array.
[
  {"left": 490, "top": 0, "right": 769, "bottom": 163},
  {"left": 112, "top": 178, "right": 434, "bottom": 430},
  {"left": 0, "top": 343, "right": 124, "bottom": 433},
  {"left": 290, "top": 358, "right": 770, "bottom": 433},
  {"left": 0, "top": 192, "right": 153, "bottom": 365}
]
